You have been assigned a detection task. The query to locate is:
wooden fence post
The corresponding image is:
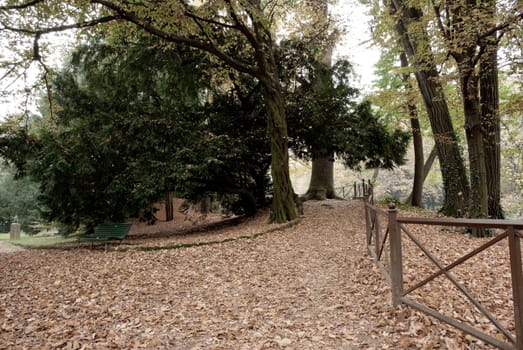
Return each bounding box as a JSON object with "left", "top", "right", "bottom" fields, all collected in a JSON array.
[
  {"left": 364, "top": 191, "right": 372, "bottom": 247},
  {"left": 388, "top": 203, "right": 403, "bottom": 307},
  {"left": 508, "top": 227, "right": 523, "bottom": 349}
]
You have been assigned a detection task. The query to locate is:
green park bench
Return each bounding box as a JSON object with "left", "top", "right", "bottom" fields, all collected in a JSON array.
[{"left": 77, "top": 222, "right": 132, "bottom": 251}]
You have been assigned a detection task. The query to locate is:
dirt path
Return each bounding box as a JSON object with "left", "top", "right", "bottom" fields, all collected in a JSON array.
[
  {"left": 0, "top": 200, "right": 486, "bottom": 349},
  {"left": 0, "top": 239, "right": 24, "bottom": 253}
]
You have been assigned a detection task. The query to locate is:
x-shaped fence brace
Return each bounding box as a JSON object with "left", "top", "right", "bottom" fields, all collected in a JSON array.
[{"left": 364, "top": 200, "right": 523, "bottom": 350}]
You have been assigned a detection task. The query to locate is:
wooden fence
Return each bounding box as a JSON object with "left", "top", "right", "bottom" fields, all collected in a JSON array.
[{"left": 361, "top": 190, "right": 523, "bottom": 349}]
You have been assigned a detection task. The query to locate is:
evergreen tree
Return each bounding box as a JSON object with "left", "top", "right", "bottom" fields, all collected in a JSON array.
[{"left": 280, "top": 42, "right": 410, "bottom": 193}]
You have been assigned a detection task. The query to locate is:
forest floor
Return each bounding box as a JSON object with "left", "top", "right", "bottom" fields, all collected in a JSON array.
[{"left": 0, "top": 199, "right": 518, "bottom": 349}]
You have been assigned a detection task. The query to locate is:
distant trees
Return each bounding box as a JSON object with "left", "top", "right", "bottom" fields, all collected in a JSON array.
[{"left": 0, "top": 163, "right": 41, "bottom": 233}]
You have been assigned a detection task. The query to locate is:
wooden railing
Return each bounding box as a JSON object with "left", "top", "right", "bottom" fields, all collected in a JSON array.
[
  {"left": 352, "top": 179, "right": 372, "bottom": 200},
  {"left": 363, "top": 199, "right": 523, "bottom": 350}
]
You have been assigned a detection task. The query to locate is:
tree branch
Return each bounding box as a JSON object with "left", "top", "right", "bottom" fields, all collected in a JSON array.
[
  {"left": 1, "top": 15, "right": 120, "bottom": 36},
  {"left": 31, "top": 34, "right": 54, "bottom": 120},
  {"left": 92, "top": 0, "right": 260, "bottom": 78},
  {"left": 224, "top": 0, "right": 259, "bottom": 49},
  {"left": 0, "top": 0, "right": 44, "bottom": 10}
]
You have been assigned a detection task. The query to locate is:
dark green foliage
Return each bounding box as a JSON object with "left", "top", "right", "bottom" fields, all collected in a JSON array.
[
  {"left": 27, "top": 42, "right": 207, "bottom": 231},
  {"left": 0, "top": 39, "right": 273, "bottom": 230},
  {"left": 1, "top": 36, "right": 409, "bottom": 229},
  {"left": 201, "top": 73, "right": 272, "bottom": 211},
  {"left": 0, "top": 164, "right": 42, "bottom": 234},
  {"left": 339, "top": 101, "right": 411, "bottom": 169},
  {"left": 279, "top": 40, "right": 410, "bottom": 170}
]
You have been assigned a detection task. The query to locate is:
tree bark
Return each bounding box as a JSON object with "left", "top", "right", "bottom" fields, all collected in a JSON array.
[
  {"left": 405, "top": 146, "right": 438, "bottom": 205},
  {"left": 255, "top": 25, "right": 296, "bottom": 223},
  {"left": 305, "top": 150, "right": 336, "bottom": 200},
  {"left": 263, "top": 82, "right": 297, "bottom": 223},
  {"left": 391, "top": 0, "right": 470, "bottom": 217},
  {"left": 459, "top": 65, "right": 489, "bottom": 223},
  {"left": 165, "top": 191, "right": 174, "bottom": 221},
  {"left": 400, "top": 52, "right": 424, "bottom": 208},
  {"left": 480, "top": 1, "right": 503, "bottom": 219},
  {"left": 442, "top": 0, "right": 492, "bottom": 230},
  {"left": 303, "top": 0, "right": 337, "bottom": 200}
]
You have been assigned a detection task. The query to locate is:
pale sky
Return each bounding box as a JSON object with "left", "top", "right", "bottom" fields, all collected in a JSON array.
[{"left": 332, "top": 1, "right": 380, "bottom": 92}]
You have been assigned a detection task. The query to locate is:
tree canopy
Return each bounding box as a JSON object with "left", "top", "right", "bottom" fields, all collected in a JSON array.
[
  {"left": 0, "top": 0, "right": 299, "bottom": 222},
  {"left": 0, "top": 39, "right": 275, "bottom": 231},
  {"left": 279, "top": 41, "right": 410, "bottom": 171}
]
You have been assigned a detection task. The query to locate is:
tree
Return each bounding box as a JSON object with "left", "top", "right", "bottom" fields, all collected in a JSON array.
[
  {"left": 399, "top": 52, "right": 424, "bottom": 207},
  {"left": 430, "top": 0, "right": 509, "bottom": 223},
  {"left": 371, "top": 0, "right": 523, "bottom": 228},
  {"left": 300, "top": 0, "right": 338, "bottom": 200},
  {"left": 0, "top": 0, "right": 296, "bottom": 223},
  {"left": 371, "top": 48, "right": 429, "bottom": 208},
  {"left": 0, "top": 162, "right": 41, "bottom": 233},
  {"left": 33, "top": 41, "right": 207, "bottom": 230},
  {"left": 0, "top": 39, "right": 274, "bottom": 230},
  {"left": 387, "top": 0, "right": 471, "bottom": 217},
  {"left": 280, "top": 42, "right": 410, "bottom": 185}
]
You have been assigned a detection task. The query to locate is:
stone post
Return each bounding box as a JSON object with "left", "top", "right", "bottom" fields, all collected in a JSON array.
[{"left": 9, "top": 223, "right": 21, "bottom": 240}]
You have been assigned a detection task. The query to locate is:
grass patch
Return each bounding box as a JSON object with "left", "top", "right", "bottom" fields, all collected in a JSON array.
[
  {"left": 2, "top": 218, "right": 301, "bottom": 252},
  {"left": 2, "top": 233, "right": 75, "bottom": 248}
]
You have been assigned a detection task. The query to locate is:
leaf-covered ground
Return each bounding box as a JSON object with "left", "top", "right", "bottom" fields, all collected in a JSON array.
[{"left": 0, "top": 200, "right": 519, "bottom": 349}]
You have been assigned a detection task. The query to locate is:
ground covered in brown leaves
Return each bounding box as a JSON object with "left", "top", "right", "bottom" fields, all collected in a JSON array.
[{"left": 0, "top": 200, "right": 518, "bottom": 349}]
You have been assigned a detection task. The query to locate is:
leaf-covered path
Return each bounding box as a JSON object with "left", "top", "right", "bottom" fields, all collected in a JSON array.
[{"left": 0, "top": 200, "right": 507, "bottom": 349}]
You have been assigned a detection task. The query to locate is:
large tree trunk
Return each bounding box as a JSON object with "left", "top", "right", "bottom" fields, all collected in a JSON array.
[
  {"left": 444, "top": 0, "right": 493, "bottom": 231},
  {"left": 457, "top": 62, "right": 489, "bottom": 237},
  {"left": 480, "top": 3, "right": 503, "bottom": 219},
  {"left": 391, "top": 0, "right": 470, "bottom": 217},
  {"left": 248, "top": 11, "right": 296, "bottom": 223},
  {"left": 400, "top": 52, "right": 424, "bottom": 208},
  {"left": 263, "top": 82, "right": 297, "bottom": 223},
  {"left": 255, "top": 32, "right": 296, "bottom": 223},
  {"left": 459, "top": 66, "right": 489, "bottom": 224},
  {"left": 305, "top": 150, "right": 336, "bottom": 200},
  {"left": 304, "top": 0, "right": 337, "bottom": 200}
]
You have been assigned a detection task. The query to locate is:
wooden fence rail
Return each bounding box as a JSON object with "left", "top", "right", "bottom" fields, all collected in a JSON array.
[{"left": 362, "top": 194, "right": 523, "bottom": 350}]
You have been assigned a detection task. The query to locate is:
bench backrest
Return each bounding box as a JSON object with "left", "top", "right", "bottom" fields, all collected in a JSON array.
[{"left": 94, "top": 222, "right": 132, "bottom": 239}]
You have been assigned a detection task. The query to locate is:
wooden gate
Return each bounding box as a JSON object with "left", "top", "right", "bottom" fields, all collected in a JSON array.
[{"left": 364, "top": 200, "right": 523, "bottom": 349}]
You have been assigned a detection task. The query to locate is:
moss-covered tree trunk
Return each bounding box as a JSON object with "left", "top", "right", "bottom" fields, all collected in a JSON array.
[
  {"left": 459, "top": 66, "right": 489, "bottom": 223},
  {"left": 455, "top": 54, "right": 489, "bottom": 237},
  {"left": 262, "top": 81, "right": 297, "bottom": 223},
  {"left": 480, "top": 11, "right": 503, "bottom": 219},
  {"left": 391, "top": 0, "right": 470, "bottom": 217},
  {"left": 254, "top": 24, "right": 296, "bottom": 223}
]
